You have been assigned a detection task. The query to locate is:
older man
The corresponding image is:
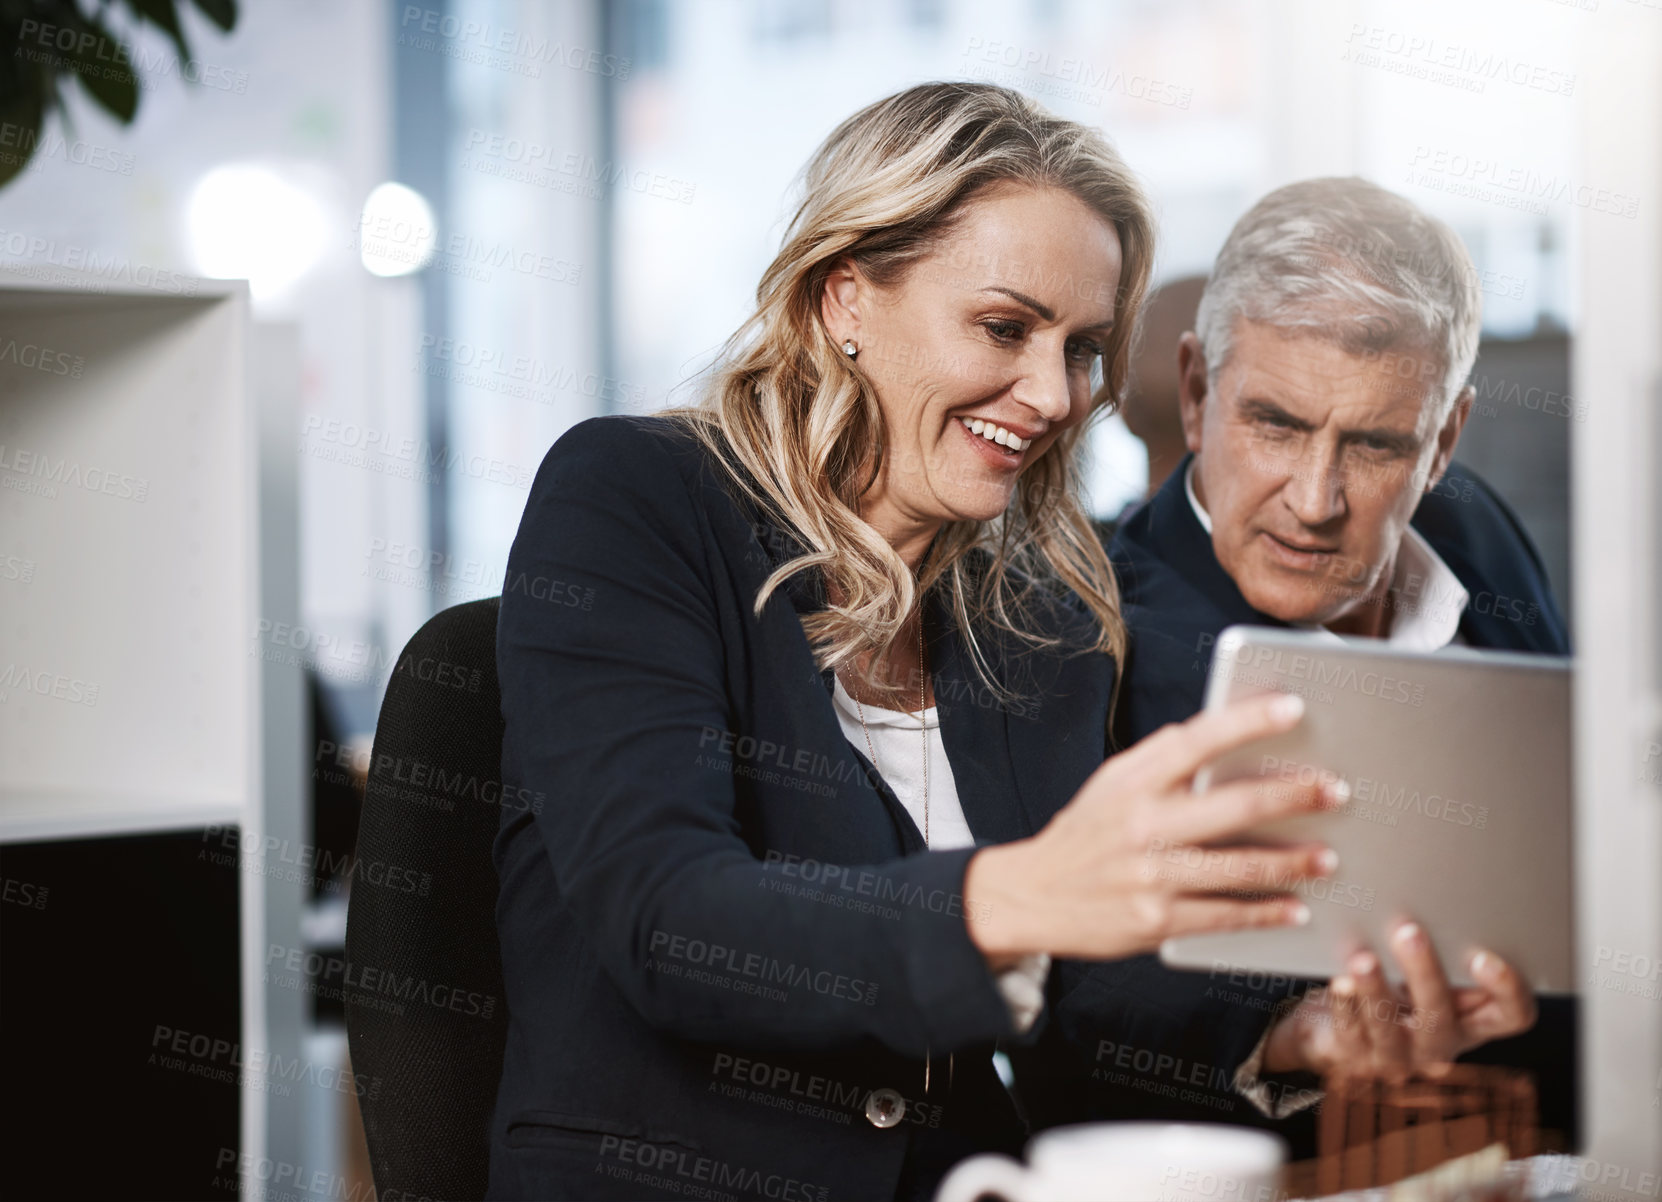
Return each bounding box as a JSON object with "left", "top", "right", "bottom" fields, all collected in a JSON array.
[
  {"left": 1112, "top": 180, "right": 1565, "bottom": 732},
  {"left": 1021, "top": 178, "right": 1574, "bottom": 1153}
]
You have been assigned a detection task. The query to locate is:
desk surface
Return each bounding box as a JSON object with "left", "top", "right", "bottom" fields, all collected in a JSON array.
[{"left": 1289, "top": 1153, "right": 1587, "bottom": 1201}]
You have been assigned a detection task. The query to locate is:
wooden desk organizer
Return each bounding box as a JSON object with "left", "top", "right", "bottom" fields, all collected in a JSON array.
[{"left": 1314, "top": 1065, "right": 1538, "bottom": 1194}]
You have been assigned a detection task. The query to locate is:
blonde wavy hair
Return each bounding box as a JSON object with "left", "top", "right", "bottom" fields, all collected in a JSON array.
[{"left": 665, "top": 82, "right": 1155, "bottom": 707}]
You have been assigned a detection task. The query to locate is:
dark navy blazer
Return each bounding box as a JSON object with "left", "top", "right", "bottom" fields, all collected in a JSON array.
[
  {"left": 1013, "top": 455, "right": 1575, "bottom": 1152},
  {"left": 487, "top": 415, "right": 1118, "bottom": 1201}
]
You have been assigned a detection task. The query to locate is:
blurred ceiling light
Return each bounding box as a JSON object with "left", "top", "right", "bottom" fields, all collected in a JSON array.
[
  {"left": 187, "top": 164, "right": 328, "bottom": 303},
  {"left": 357, "top": 182, "right": 438, "bottom": 277}
]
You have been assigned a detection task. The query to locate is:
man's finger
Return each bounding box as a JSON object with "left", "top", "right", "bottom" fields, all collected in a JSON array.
[
  {"left": 1348, "top": 950, "right": 1412, "bottom": 1081},
  {"left": 1326, "top": 974, "right": 1367, "bottom": 1077},
  {"left": 1458, "top": 949, "right": 1538, "bottom": 1048},
  {"left": 1388, "top": 921, "right": 1458, "bottom": 1060}
]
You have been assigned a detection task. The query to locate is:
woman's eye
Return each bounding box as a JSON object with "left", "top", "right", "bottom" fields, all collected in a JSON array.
[
  {"left": 1066, "top": 339, "right": 1105, "bottom": 364},
  {"left": 982, "top": 320, "right": 1024, "bottom": 343}
]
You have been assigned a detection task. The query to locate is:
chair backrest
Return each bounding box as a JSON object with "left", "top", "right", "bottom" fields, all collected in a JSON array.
[{"left": 345, "top": 597, "right": 508, "bottom": 1202}]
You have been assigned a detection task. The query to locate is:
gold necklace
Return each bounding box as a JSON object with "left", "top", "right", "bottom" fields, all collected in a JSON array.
[{"left": 849, "top": 614, "right": 929, "bottom": 845}]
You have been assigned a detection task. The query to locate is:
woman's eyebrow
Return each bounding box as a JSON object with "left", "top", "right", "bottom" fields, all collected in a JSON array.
[
  {"left": 982, "top": 286, "right": 1055, "bottom": 321},
  {"left": 981, "top": 285, "right": 1115, "bottom": 330}
]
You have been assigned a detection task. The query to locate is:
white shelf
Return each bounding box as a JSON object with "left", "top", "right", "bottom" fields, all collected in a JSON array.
[
  {"left": 0, "top": 270, "right": 258, "bottom": 842},
  {"left": 0, "top": 795, "right": 245, "bottom": 844}
]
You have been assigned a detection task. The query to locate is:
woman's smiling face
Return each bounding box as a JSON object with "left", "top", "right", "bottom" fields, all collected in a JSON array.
[{"left": 822, "top": 183, "right": 1124, "bottom": 544}]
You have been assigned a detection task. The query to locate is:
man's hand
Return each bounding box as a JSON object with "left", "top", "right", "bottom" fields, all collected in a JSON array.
[{"left": 1261, "top": 919, "right": 1539, "bottom": 1082}]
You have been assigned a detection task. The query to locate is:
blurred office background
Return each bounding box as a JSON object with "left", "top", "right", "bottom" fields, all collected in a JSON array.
[
  {"left": 1, "top": 0, "right": 1591, "bottom": 718},
  {"left": 0, "top": 0, "right": 1652, "bottom": 1198}
]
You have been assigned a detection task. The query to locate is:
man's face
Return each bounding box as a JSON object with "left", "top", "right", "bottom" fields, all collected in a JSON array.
[{"left": 1178, "top": 319, "right": 1471, "bottom": 627}]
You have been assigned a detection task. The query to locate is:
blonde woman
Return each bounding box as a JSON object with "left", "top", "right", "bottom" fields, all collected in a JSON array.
[{"left": 488, "top": 83, "right": 1341, "bottom": 1202}]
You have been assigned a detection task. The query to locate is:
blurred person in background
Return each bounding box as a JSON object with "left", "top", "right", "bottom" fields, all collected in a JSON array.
[{"left": 1121, "top": 274, "right": 1207, "bottom": 502}]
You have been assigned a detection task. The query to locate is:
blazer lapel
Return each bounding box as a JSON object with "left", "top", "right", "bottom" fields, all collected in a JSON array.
[
  {"left": 749, "top": 503, "right": 1068, "bottom": 851},
  {"left": 742, "top": 505, "right": 930, "bottom": 853},
  {"left": 928, "top": 585, "right": 1047, "bottom": 845},
  {"left": 1000, "top": 647, "right": 1110, "bottom": 834}
]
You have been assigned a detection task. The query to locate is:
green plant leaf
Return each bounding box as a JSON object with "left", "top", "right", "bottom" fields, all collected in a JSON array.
[
  {"left": 66, "top": 14, "right": 140, "bottom": 124},
  {"left": 125, "top": 0, "right": 194, "bottom": 73},
  {"left": 0, "top": 86, "right": 46, "bottom": 190},
  {"left": 0, "top": 0, "right": 238, "bottom": 193},
  {"left": 190, "top": 0, "right": 238, "bottom": 33}
]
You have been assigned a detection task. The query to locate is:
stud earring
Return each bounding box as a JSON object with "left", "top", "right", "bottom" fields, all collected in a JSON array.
[{"left": 843, "top": 339, "right": 858, "bottom": 358}]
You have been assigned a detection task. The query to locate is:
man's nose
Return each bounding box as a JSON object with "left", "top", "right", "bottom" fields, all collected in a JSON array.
[{"left": 1281, "top": 447, "right": 1347, "bottom": 526}]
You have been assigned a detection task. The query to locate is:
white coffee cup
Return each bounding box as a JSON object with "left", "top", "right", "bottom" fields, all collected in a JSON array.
[{"left": 935, "top": 1122, "right": 1286, "bottom": 1202}]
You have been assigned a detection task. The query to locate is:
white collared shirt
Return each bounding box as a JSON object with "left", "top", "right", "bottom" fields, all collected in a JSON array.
[{"left": 1185, "top": 460, "right": 1468, "bottom": 650}]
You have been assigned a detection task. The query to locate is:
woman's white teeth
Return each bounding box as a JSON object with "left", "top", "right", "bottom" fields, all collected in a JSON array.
[{"left": 961, "top": 417, "right": 1028, "bottom": 452}]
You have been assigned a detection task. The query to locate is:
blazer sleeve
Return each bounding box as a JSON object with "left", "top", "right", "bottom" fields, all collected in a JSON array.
[{"left": 496, "top": 417, "right": 1017, "bottom": 1058}]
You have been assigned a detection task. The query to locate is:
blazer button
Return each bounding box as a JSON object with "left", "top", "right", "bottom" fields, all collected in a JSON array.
[{"left": 864, "top": 1087, "right": 906, "bottom": 1128}]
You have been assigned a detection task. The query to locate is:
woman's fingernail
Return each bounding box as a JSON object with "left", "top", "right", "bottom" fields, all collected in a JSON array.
[
  {"left": 1349, "top": 951, "right": 1377, "bottom": 976},
  {"left": 1316, "top": 848, "right": 1339, "bottom": 874},
  {"left": 1332, "top": 975, "right": 1355, "bottom": 996},
  {"left": 1270, "top": 693, "right": 1305, "bottom": 723},
  {"left": 1394, "top": 922, "right": 1422, "bottom": 948},
  {"left": 1289, "top": 903, "right": 1311, "bottom": 926},
  {"left": 1326, "top": 777, "right": 1352, "bottom": 807},
  {"left": 1471, "top": 950, "right": 1496, "bottom": 978}
]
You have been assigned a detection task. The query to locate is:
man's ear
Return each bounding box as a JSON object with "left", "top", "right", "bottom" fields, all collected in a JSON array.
[
  {"left": 820, "top": 259, "right": 863, "bottom": 350},
  {"left": 1176, "top": 332, "right": 1209, "bottom": 454},
  {"left": 1423, "top": 383, "right": 1473, "bottom": 492}
]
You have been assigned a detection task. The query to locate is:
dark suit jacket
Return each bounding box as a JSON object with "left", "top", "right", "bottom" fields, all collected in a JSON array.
[
  {"left": 1013, "top": 455, "right": 1576, "bottom": 1153},
  {"left": 487, "top": 415, "right": 1117, "bottom": 1201}
]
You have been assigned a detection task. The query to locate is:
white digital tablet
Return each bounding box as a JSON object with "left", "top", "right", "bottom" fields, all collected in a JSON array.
[{"left": 1159, "top": 626, "right": 1575, "bottom": 993}]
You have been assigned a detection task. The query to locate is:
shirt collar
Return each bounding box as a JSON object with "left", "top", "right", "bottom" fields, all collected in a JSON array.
[
  {"left": 1182, "top": 459, "right": 1467, "bottom": 650},
  {"left": 1184, "top": 456, "right": 1215, "bottom": 535}
]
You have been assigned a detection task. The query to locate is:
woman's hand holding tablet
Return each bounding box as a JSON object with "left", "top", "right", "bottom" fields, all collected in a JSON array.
[{"left": 963, "top": 692, "right": 1349, "bottom": 967}]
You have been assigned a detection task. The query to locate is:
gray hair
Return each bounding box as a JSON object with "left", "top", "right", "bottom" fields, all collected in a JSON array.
[{"left": 1193, "top": 177, "right": 1482, "bottom": 410}]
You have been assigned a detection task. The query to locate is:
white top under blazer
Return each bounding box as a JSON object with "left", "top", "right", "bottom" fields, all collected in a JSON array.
[{"left": 830, "top": 673, "right": 1049, "bottom": 1032}]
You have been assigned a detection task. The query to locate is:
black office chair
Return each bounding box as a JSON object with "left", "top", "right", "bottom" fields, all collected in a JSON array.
[{"left": 345, "top": 597, "right": 509, "bottom": 1202}]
